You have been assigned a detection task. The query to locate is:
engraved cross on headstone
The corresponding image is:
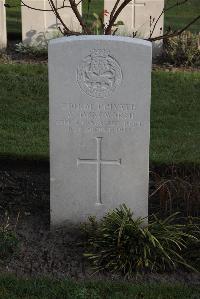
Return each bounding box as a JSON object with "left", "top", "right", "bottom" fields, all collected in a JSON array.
[
  {"left": 128, "top": 0, "right": 146, "bottom": 28},
  {"left": 77, "top": 137, "right": 121, "bottom": 205}
]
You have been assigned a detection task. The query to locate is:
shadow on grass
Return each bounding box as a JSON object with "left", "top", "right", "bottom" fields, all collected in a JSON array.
[
  {"left": 0, "top": 155, "right": 199, "bottom": 218},
  {"left": 0, "top": 156, "right": 49, "bottom": 172}
]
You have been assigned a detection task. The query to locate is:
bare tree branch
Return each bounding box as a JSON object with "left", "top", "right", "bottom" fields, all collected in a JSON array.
[
  {"left": 150, "top": 0, "right": 190, "bottom": 38},
  {"left": 47, "top": 0, "right": 71, "bottom": 34},
  {"left": 5, "top": 0, "right": 84, "bottom": 12},
  {"left": 105, "top": 0, "right": 132, "bottom": 35},
  {"left": 148, "top": 14, "right": 200, "bottom": 42},
  {"left": 20, "top": 0, "right": 70, "bottom": 11},
  {"left": 5, "top": 0, "right": 200, "bottom": 43},
  {"left": 68, "top": 0, "right": 90, "bottom": 34},
  {"left": 110, "top": 0, "right": 121, "bottom": 21}
]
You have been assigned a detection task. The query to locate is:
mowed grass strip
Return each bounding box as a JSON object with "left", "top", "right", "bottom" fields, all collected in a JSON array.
[
  {"left": 0, "top": 275, "right": 199, "bottom": 299},
  {"left": 164, "top": 0, "right": 200, "bottom": 33},
  {"left": 151, "top": 70, "right": 200, "bottom": 164},
  {"left": 0, "top": 64, "right": 49, "bottom": 160},
  {"left": 0, "top": 64, "right": 199, "bottom": 164}
]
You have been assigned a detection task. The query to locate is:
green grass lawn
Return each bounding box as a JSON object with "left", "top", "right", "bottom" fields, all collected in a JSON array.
[
  {"left": 164, "top": 0, "right": 200, "bottom": 33},
  {"left": 151, "top": 70, "right": 200, "bottom": 164},
  {"left": 5, "top": 0, "right": 200, "bottom": 36},
  {"left": 0, "top": 64, "right": 48, "bottom": 161},
  {"left": 0, "top": 64, "right": 199, "bottom": 165},
  {"left": 0, "top": 275, "right": 199, "bottom": 299}
]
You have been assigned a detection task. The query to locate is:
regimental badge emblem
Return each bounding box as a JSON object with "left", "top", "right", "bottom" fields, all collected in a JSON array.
[{"left": 77, "top": 49, "right": 123, "bottom": 98}]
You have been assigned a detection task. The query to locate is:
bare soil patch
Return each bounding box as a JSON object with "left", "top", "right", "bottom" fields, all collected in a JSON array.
[{"left": 0, "top": 162, "right": 199, "bottom": 283}]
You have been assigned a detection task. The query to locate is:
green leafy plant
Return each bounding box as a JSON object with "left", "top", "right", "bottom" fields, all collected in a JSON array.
[
  {"left": 15, "top": 42, "right": 48, "bottom": 59},
  {"left": 83, "top": 205, "right": 198, "bottom": 276},
  {"left": 15, "top": 30, "right": 62, "bottom": 59},
  {"left": 161, "top": 31, "right": 200, "bottom": 67},
  {"left": 183, "top": 217, "right": 200, "bottom": 271},
  {"left": 0, "top": 214, "right": 19, "bottom": 260},
  {"left": 91, "top": 10, "right": 124, "bottom": 35},
  {"left": 92, "top": 12, "right": 104, "bottom": 35},
  {"left": 0, "top": 52, "right": 10, "bottom": 63}
]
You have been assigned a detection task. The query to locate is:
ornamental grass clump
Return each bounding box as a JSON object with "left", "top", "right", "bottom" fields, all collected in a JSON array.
[
  {"left": 183, "top": 217, "right": 200, "bottom": 271},
  {"left": 84, "top": 205, "right": 198, "bottom": 276},
  {"left": 162, "top": 31, "right": 200, "bottom": 67}
]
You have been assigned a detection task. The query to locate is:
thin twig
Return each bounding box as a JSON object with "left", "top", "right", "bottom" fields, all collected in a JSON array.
[
  {"left": 69, "top": 0, "right": 90, "bottom": 34},
  {"left": 48, "top": 0, "right": 71, "bottom": 34},
  {"left": 150, "top": 0, "right": 190, "bottom": 38},
  {"left": 105, "top": 0, "right": 132, "bottom": 35},
  {"left": 148, "top": 15, "right": 200, "bottom": 42},
  {"left": 110, "top": 0, "right": 121, "bottom": 21},
  {"left": 19, "top": 0, "right": 70, "bottom": 11}
]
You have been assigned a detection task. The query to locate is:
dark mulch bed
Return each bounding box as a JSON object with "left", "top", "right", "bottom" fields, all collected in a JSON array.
[
  {"left": 0, "top": 161, "right": 199, "bottom": 282},
  {"left": 0, "top": 162, "right": 86, "bottom": 279}
]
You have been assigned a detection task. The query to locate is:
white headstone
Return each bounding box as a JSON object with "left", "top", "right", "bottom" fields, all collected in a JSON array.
[
  {"left": 21, "top": 0, "right": 81, "bottom": 45},
  {"left": 0, "top": 0, "right": 7, "bottom": 49},
  {"left": 49, "top": 36, "right": 152, "bottom": 225},
  {"left": 104, "top": 0, "right": 164, "bottom": 53}
]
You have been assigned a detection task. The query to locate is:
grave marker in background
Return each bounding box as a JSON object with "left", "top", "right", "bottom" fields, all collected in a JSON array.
[
  {"left": 49, "top": 36, "right": 152, "bottom": 225},
  {"left": 104, "top": 0, "right": 164, "bottom": 53},
  {"left": 21, "top": 0, "right": 81, "bottom": 44},
  {"left": 0, "top": 0, "right": 7, "bottom": 49}
]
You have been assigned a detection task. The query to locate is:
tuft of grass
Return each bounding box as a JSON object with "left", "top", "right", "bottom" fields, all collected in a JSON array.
[
  {"left": 183, "top": 216, "right": 200, "bottom": 271},
  {"left": 149, "top": 165, "right": 200, "bottom": 217},
  {"left": 83, "top": 205, "right": 199, "bottom": 276},
  {"left": 161, "top": 31, "right": 200, "bottom": 67}
]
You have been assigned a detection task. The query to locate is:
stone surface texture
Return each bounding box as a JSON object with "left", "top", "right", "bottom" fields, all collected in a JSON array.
[
  {"left": 0, "top": 0, "right": 7, "bottom": 49},
  {"left": 49, "top": 35, "right": 152, "bottom": 225},
  {"left": 21, "top": 0, "right": 81, "bottom": 44},
  {"left": 104, "top": 0, "right": 164, "bottom": 53}
]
